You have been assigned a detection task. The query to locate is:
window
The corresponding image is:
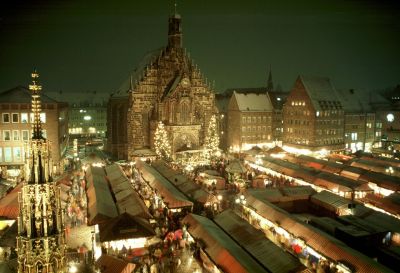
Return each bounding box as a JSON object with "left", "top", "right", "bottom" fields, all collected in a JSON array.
[
  {"left": 0, "top": 148, "right": 2, "bottom": 162},
  {"left": 242, "top": 117, "right": 246, "bottom": 123},
  {"left": 22, "top": 130, "right": 29, "bottom": 141},
  {"left": 21, "top": 113, "right": 28, "bottom": 123},
  {"left": 351, "top": 132, "right": 358, "bottom": 141},
  {"left": 4, "top": 147, "right": 12, "bottom": 162},
  {"left": 242, "top": 126, "right": 246, "bottom": 132},
  {"left": 12, "top": 113, "right": 19, "bottom": 123},
  {"left": 13, "top": 130, "right": 19, "bottom": 141},
  {"left": 2, "top": 113, "right": 10, "bottom": 123},
  {"left": 13, "top": 147, "right": 22, "bottom": 162},
  {"left": 42, "top": 130, "right": 47, "bottom": 138},
  {"left": 40, "top": 113, "right": 46, "bottom": 123},
  {"left": 3, "top": 130, "right": 10, "bottom": 141},
  {"left": 247, "top": 117, "right": 251, "bottom": 123},
  {"left": 252, "top": 117, "right": 256, "bottom": 123}
]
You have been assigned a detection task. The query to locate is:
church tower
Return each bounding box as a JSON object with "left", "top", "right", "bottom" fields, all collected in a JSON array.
[
  {"left": 167, "top": 3, "right": 182, "bottom": 49},
  {"left": 267, "top": 67, "right": 274, "bottom": 92},
  {"left": 16, "top": 71, "right": 66, "bottom": 273}
]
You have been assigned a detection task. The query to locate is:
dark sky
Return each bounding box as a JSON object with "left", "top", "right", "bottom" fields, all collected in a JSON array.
[{"left": 0, "top": 0, "right": 399, "bottom": 95}]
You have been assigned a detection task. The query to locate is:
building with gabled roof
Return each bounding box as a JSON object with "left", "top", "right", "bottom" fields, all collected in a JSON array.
[
  {"left": 0, "top": 85, "right": 68, "bottom": 179},
  {"left": 336, "top": 88, "right": 384, "bottom": 153},
  {"left": 107, "top": 12, "right": 217, "bottom": 160},
  {"left": 227, "top": 91, "right": 275, "bottom": 151},
  {"left": 283, "top": 75, "right": 345, "bottom": 153}
]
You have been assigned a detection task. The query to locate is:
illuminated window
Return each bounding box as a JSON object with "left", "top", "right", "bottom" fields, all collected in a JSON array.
[
  {"left": 40, "top": 113, "right": 46, "bottom": 123},
  {"left": 0, "top": 148, "right": 2, "bottom": 162},
  {"left": 2, "top": 113, "right": 9, "bottom": 123},
  {"left": 4, "top": 147, "right": 12, "bottom": 162},
  {"left": 42, "top": 130, "right": 47, "bottom": 138},
  {"left": 21, "top": 113, "right": 28, "bottom": 123},
  {"left": 13, "top": 147, "right": 22, "bottom": 162},
  {"left": 242, "top": 117, "right": 246, "bottom": 123},
  {"left": 351, "top": 133, "right": 357, "bottom": 141},
  {"left": 316, "top": 111, "right": 320, "bottom": 117},
  {"left": 242, "top": 126, "right": 246, "bottom": 132}
]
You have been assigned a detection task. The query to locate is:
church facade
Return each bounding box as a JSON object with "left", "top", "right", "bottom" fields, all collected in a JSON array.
[{"left": 107, "top": 13, "right": 217, "bottom": 159}]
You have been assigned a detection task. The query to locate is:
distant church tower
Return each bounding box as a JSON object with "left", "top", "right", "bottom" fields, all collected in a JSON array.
[
  {"left": 267, "top": 67, "right": 274, "bottom": 92},
  {"left": 16, "top": 71, "right": 66, "bottom": 273}
]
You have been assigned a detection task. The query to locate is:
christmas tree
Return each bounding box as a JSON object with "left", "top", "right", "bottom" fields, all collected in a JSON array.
[
  {"left": 154, "top": 121, "right": 171, "bottom": 160},
  {"left": 204, "top": 115, "right": 220, "bottom": 160}
]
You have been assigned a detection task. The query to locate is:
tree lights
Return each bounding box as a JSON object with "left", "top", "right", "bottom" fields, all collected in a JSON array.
[
  {"left": 154, "top": 121, "right": 171, "bottom": 160},
  {"left": 204, "top": 115, "right": 220, "bottom": 160}
]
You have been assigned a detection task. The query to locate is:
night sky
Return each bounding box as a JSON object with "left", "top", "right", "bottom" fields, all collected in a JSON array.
[{"left": 0, "top": 0, "right": 399, "bottom": 96}]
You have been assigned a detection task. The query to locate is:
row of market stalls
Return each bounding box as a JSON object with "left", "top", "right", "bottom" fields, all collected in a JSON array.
[
  {"left": 84, "top": 164, "right": 157, "bottom": 269},
  {"left": 247, "top": 155, "right": 400, "bottom": 218},
  {"left": 150, "top": 161, "right": 219, "bottom": 208},
  {"left": 182, "top": 213, "right": 308, "bottom": 273},
  {"left": 135, "top": 160, "right": 193, "bottom": 211},
  {"left": 247, "top": 155, "right": 374, "bottom": 198},
  {"left": 285, "top": 154, "right": 400, "bottom": 195},
  {"left": 240, "top": 189, "right": 394, "bottom": 273}
]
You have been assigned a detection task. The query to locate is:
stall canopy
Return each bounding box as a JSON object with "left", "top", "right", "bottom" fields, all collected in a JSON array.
[
  {"left": 361, "top": 193, "right": 400, "bottom": 217},
  {"left": 98, "top": 212, "right": 155, "bottom": 243},
  {"left": 214, "top": 210, "right": 307, "bottom": 273},
  {"left": 358, "top": 171, "right": 400, "bottom": 192},
  {"left": 314, "top": 172, "right": 372, "bottom": 193},
  {"left": 105, "top": 164, "right": 152, "bottom": 219},
  {"left": 95, "top": 255, "right": 135, "bottom": 273},
  {"left": 136, "top": 161, "right": 193, "bottom": 209},
  {"left": 310, "top": 191, "right": 353, "bottom": 214},
  {"left": 183, "top": 213, "right": 270, "bottom": 273},
  {"left": 86, "top": 166, "right": 118, "bottom": 225},
  {"left": 0, "top": 183, "right": 22, "bottom": 219},
  {"left": 152, "top": 161, "right": 216, "bottom": 204},
  {"left": 245, "top": 191, "right": 392, "bottom": 273}
]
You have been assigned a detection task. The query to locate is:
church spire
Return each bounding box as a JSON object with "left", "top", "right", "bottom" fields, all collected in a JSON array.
[
  {"left": 29, "top": 70, "right": 43, "bottom": 139},
  {"left": 167, "top": 1, "right": 182, "bottom": 49},
  {"left": 267, "top": 66, "right": 274, "bottom": 92}
]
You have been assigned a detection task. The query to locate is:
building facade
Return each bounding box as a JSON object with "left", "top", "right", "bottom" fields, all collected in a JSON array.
[
  {"left": 227, "top": 91, "right": 275, "bottom": 151},
  {"left": 283, "top": 76, "right": 345, "bottom": 154},
  {"left": 337, "top": 88, "right": 388, "bottom": 153},
  {"left": 0, "top": 86, "right": 68, "bottom": 179},
  {"left": 16, "top": 71, "right": 66, "bottom": 273},
  {"left": 107, "top": 12, "right": 216, "bottom": 160}
]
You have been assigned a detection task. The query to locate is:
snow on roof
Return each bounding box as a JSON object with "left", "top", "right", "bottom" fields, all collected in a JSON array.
[
  {"left": 336, "top": 89, "right": 373, "bottom": 113},
  {"left": 299, "top": 75, "right": 343, "bottom": 111},
  {"left": 233, "top": 91, "right": 273, "bottom": 112},
  {"left": 0, "top": 86, "right": 60, "bottom": 104}
]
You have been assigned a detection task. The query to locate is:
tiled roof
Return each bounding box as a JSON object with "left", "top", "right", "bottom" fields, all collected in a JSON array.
[
  {"left": 0, "top": 86, "right": 59, "bottom": 103},
  {"left": 233, "top": 91, "right": 273, "bottom": 112},
  {"left": 299, "top": 75, "right": 343, "bottom": 111}
]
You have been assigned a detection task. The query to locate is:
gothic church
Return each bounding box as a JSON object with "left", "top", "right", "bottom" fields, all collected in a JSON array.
[{"left": 107, "top": 11, "right": 217, "bottom": 159}]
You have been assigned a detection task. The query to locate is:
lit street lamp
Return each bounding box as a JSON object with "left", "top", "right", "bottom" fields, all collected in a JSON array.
[{"left": 386, "top": 166, "right": 394, "bottom": 176}]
